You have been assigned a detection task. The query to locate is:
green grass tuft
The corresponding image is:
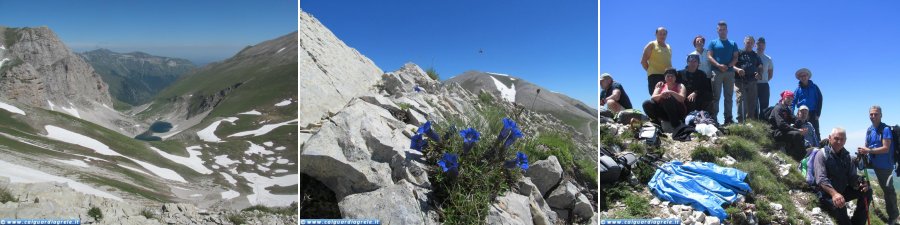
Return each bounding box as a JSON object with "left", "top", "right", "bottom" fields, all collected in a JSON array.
[
  {"left": 690, "top": 146, "right": 725, "bottom": 163},
  {"left": 0, "top": 186, "right": 16, "bottom": 203},
  {"left": 88, "top": 206, "right": 103, "bottom": 221},
  {"left": 721, "top": 136, "right": 758, "bottom": 161},
  {"left": 426, "top": 67, "right": 440, "bottom": 81}
]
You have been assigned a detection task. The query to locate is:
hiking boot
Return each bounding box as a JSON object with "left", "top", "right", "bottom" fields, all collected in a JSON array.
[{"left": 723, "top": 119, "right": 735, "bottom": 126}]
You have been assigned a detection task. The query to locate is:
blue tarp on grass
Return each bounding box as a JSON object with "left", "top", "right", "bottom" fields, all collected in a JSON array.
[{"left": 648, "top": 161, "right": 752, "bottom": 220}]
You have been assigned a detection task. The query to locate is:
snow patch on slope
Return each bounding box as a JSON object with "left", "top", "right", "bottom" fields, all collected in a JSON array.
[
  {"left": 0, "top": 159, "right": 122, "bottom": 201},
  {"left": 489, "top": 75, "right": 516, "bottom": 103}
]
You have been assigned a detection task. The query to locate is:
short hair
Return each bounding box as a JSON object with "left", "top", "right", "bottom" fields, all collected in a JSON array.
[
  {"left": 832, "top": 127, "right": 846, "bottom": 135},
  {"left": 745, "top": 35, "right": 755, "bottom": 42},
  {"left": 871, "top": 105, "right": 883, "bottom": 114},
  {"left": 656, "top": 27, "right": 667, "bottom": 34},
  {"left": 664, "top": 67, "right": 677, "bottom": 75},
  {"left": 718, "top": 21, "right": 728, "bottom": 27},
  {"left": 693, "top": 35, "right": 705, "bottom": 46}
]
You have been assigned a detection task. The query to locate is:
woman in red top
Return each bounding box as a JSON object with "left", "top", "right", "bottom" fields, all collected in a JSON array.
[{"left": 643, "top": 68, "right": 688, "bottom": 128}]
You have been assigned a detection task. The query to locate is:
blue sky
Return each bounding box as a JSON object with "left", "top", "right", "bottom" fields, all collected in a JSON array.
[
  {"left": 602, "top": 1, "right": 900, "bottom": 152},
  {"left": 302, "top": 0, "right": 599, "bottom": 108},
  {"left": 0, "top": 0, "right": 298, "bottom": 65}
]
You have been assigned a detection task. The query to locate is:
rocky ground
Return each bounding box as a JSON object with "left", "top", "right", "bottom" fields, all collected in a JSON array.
[
  {"left": 300, "top": 62, "right": 599, "bottom": 224},
  {"left": 0, "top": 177, "right": 296, "bottom": 225},
  {"left": 598, "top": 120, "right": 837, "bottom": 225}
]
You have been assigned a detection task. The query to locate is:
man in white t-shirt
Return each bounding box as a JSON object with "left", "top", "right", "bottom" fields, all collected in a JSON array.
[{"left": 756, "top": 37, "right": 774, "bottom": 116}]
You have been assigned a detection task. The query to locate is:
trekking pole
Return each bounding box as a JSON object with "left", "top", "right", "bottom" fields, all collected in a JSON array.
[{"left": 859, "top": 154, "right": 872, "bottom": 225}]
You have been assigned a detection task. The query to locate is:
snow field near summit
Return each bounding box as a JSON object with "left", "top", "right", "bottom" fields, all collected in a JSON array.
[
  {"left": 228, "top": 119, "right": 298, "bottom": 137},
  {"left": 490, "top": 75, "right": 516, "bottom": 103},
  {"left": 214, "top": 155, "right": 239, "bottom": 167},
  {"left": 0, "top": 159, "right": 122, "bottom": 201},
  {"left": 245, "top": 141, "right": 274, "bottom": 155},
  {"left": 221, "top": 189, "right": 240, "bottom": 200},
  {"left": 0, "top": 101, "right": 25, "bottom": 115},
  {"left": 240, "top": 172, "right": 298, "bottom": 206},
  {"left": 238, "top": 110, "right": 262, "bottom": 115},
  {"left": 54, "top": 159, "right": 90, "bottom": 168},
  {"left": 44, "top": 125, "right": 187, "bottom": 182},
  {"left": 274, "top": 99, "right": 292, "bottom": 107},
  {"left": 151, "top": 146, "right": 213, "bottom": 174},
  {"left": 45, "top": 125, "right": 122, "bottom": 156},
  {"left": 197, "top": 117, "right": 239, "bottom": 142}
]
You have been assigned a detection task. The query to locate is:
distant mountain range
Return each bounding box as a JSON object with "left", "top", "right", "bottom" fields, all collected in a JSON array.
[
  {"left": 446, "top": 71, "right": 598, "bottom": 138},
  {"left": 0, "top": 24, "right": 300, "bottom": 214},
  {"left": 78, "top": 49, "right": 196, "bottom": 107}
]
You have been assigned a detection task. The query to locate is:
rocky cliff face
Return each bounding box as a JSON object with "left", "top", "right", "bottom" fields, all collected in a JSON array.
[
  {"left": 299, "top": 10, "right": 383, "bottom": 128},
  {"left": 0, "top": 26, "right": 112, "bottom": 108},
  {"left": 78, "top": 49, "right": 196, "bottom": 106},
  {"left": 0, "top": 26, "right": 143, "bottom": 136}
]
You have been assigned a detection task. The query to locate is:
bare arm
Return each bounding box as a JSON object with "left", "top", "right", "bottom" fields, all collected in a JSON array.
[
  {"left": 670, "top": 84, "right": 687, "bottom": 103},
  {"left": 650, "top": 83, "right": 664, "bottom": 102},
  {"left": 729, "top": 51, "right": 739, "bottom": 68},
  {"left": 608, "top": 89, "right": 622, "bottom": 102},
  {"left": 768, "top": 68, "right": 774, "bottom": 81},
  {"left": 707, "top": 49, "right": 723, "bottom": 72},
  {"left": 641, "top": 43, "right": 652, "bottom": 71}
]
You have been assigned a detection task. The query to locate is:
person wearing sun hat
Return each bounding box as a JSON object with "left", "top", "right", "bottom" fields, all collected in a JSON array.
[
  {"left": 769, "top": 90, "right": 808, "bottom": 161},
  {"left": 792, "top": 68, "right": 823, "bottom": 143},
  {"left": 599, "top": 73, "right": 632, "bottom": 114}
]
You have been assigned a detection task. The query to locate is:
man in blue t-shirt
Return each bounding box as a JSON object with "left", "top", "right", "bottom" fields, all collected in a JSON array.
[
  {"left": 707, "top": 21, "right": 739, "bottom": 124},
  {"left": 858, "top": 105, "right": 898, "bottom": 223}
]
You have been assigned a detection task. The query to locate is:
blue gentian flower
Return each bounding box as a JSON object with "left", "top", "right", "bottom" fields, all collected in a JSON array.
[
  {"left": 460, "top": 127, "right": 480, "bottom": 154},
  {"left": 460, "top": 128, "right": 480, "bottom": 144},
  {"left": 516, "top": 152, "right": 529, "bottom": 172},
  {"left": 410, "top": 133, "right": 426, "bottom": 151},
  {"left": 418, "top": 121, "right": 441, "bottom": 142},
  {"left": 438, "top": 153, "right": 459, "bottom": 174},
  {"left": 497, "top": 118, "right": 523, "bottom": 148}
]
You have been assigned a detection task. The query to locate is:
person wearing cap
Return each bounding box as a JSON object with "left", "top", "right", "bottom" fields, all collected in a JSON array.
[
  {"left": 599, "top": 73, "right": 633, "bottom": 114},
  {"left": 641, "top": 27, "right": 673, "bottom": 95},
  {"left": 769, "top": 90, "right": 808, "bottom": 161},
  {"left": 792, "top": 68, "right": 824, "bottom": 142},
  {"left": 735, "top": 35, "right": 763, "bottom": 123},
  {"left": 795, "top": 105, "right": 818, "bottom": 148},
  {"left": 642, "top": 68, "right": 687, "bottom": 128},
  {"left": 756, "top": 37, "right": 774, "bottom": 116},
  {"left": 678, "top": 54, "right": 712, "bottom": 112},
  {"left": 857, "top": 105, "right": 898, "bottom": 224},
  {"left": 707, "top": 21, "right": 740, "bottom": 125},
  {"left": 689, "top": 35, "right": 712, "bottom": 78}
]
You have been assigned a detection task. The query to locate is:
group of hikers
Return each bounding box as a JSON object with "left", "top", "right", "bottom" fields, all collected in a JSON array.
[{"left": 600, "top": 21, "right": 898, "bottom": 225}]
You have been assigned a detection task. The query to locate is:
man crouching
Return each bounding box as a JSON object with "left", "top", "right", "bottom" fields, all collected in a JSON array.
[{"left": 815, "top": 127, "right": 872, "bottom": 225}]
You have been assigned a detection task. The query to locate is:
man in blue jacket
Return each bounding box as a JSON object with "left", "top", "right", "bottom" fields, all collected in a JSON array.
[{"left": 793, "top": 68, "right": 823, "bottom": 141}]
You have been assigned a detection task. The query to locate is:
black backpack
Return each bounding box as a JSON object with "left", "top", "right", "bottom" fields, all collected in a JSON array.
[
  {"left": 872, "top": 124, "right": 900, "bottom": 175},
  {"left": 761, "top": 106, "right": 776, "bottom": 121}
]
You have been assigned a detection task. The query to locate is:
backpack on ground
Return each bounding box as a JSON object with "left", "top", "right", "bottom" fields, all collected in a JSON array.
[{"left": 760, "top": 106, "right": 776, "bottom": 121}]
